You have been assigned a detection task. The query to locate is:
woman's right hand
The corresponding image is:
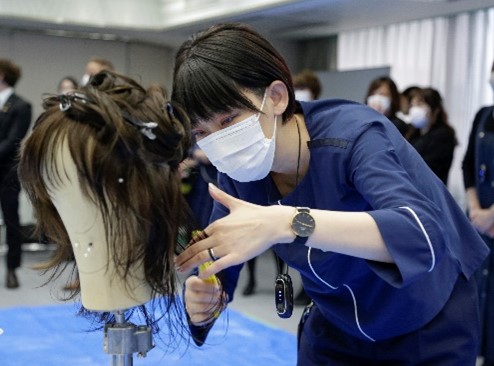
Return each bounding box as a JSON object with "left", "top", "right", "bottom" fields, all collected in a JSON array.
[
  {"left": 184, "top": 275, "right": 224, "bottom": 326},
  {"left": 469, "top": 207, "right": 494, "bottom": 235}
]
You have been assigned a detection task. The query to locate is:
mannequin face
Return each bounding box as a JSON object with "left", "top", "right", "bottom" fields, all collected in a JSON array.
[{"left": 47, "top": 139, "right": 152, "bottom": 311}]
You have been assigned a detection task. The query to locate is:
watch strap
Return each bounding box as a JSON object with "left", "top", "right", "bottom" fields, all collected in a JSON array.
[{"left": 292, "top": 234, "right": 309, "bottom": 245}]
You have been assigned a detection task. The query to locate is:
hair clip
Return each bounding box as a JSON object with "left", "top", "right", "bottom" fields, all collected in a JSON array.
[
  {"left": 122, "top": 112, "right": 158, "bottom": 140},
  {"left": 59, "top": 94, "right": 71, "bottom": 112},
  {"left": 58, "top": 92, "right": 91, "bottom": 112},
  {"left": 139, "top": 122, "right": 158, "bottom": 140},
  {"left": 166, "top": 102, "right": 175, "bottom": 118}
]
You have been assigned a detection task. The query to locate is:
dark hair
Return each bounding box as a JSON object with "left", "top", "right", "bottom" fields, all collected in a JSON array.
[
  {"left": 293, "top": 69, "right": 322, "bottom": 100},
  {"left": 0, "top": 59, "right": 21, "bottom": 87},
  {"left": 18, "top": 70, "right": 192, "bottom": 339},
  {"left": 365, "top": 76, "right": 401, "bottom": 118},
  {"left": 172, "top": 23, "right": 296, "bottom": 125},
  {"left": 402, "top": 85, "right": 421, "bottom": 103}
]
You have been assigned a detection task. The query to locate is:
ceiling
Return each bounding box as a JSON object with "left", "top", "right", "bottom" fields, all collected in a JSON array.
[{"left": 0, "top": 0, "right": 493, "bottom": 47}]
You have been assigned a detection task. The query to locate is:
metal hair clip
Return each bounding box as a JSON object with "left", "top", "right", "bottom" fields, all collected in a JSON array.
[
  {"left": 139, "top": 122, "right": 158, "bottom": 140},
  {"left": 58, "top": 92, "right": 90, "bottom": 112},
  {"left": 59, "top": 94, "right": 71, "bottom": 112},
  {"left": 166, "top": 102, "right": 175, "bottom": 118},
  {"left": 122, "top": 112, "right": 158, "bottom": 140}
]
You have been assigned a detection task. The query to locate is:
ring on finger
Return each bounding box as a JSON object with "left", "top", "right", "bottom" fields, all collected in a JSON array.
[{"left": 208, "top": 248, "right": 218, "bottom": 261}]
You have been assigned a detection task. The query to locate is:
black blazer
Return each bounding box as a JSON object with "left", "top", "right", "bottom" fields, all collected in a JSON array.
[
  {"left": 408, "top": 123, "right": 456, "bottom": 185},
  {"left": 0, "top": 93, "right": 32, "bottom": 171}
]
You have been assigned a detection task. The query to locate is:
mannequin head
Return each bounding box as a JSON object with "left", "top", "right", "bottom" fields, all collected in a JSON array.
[{"left": 19, "top": 71, "right": 191, "bottom": 312}]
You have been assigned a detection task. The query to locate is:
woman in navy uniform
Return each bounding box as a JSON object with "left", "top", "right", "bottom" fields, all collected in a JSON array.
[
  {"left": 462, "top": 60, "right": 494, "bottom": 366},
  {"left": 174, "top": 23, "right": 489, "bottom": 365}
]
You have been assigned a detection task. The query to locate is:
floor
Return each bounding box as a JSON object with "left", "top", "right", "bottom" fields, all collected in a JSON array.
[{"left": 0, "top": 246, "right": 303, "bottom": 335}]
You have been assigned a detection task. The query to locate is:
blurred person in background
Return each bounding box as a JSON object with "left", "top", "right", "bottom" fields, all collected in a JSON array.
[
  {"left": 0, "top": 59, "right": 32, "bottom": 289},
  {"left": 365, "top": 76, "right": 409, "bottom": 136},
  {"left": 57, "top": 76, "right": 78, "bottom": 94},
  {"left": 398, "top": 85, "right": 421, "bottom": 122},
  {"left": 294, "top": 69, "right": 321, "bottom": 102},
  {"left": 406, "top": 87, "right": 457, "bottom": 185},
  {"left": 80, "top": 56, "right": 114, "bottom": 86}
]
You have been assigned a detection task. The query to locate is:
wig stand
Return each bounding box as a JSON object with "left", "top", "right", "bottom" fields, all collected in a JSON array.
[{"left": 104, "top": 310, "right": 154, "bottom": 366}]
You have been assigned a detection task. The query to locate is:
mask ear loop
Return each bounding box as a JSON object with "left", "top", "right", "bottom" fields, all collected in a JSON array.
[
  {"left": 257, "top": 89, "right": 269, "bottom": 117},
  {"left": 258, "top": 89, "right": 278, "bottom": 140}
]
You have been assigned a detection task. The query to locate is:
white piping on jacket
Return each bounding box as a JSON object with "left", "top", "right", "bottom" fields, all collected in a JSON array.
[
  {"left": 398, "top": 206, "right": 436, "bottom": 272},
  {"left": 307, "top": 247, "right": 376, "bottom": 342}
]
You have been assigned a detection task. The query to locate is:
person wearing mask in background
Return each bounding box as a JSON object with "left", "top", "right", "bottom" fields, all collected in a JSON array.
[
  {"left": 398, "top": 85, "right": 421, "bottom": 122},
  {"left": 173, "top": 23, "right": 489, "bottom": 365},
  {"left": 365, "top": 76, "right": 409, "bottom": 136},
  {"left": 294, "top": 69, "right": 322, "bottom": 102},
  {"left": 406, "top": 87, "right": 457, "bottom": 185},
  {"left": 57, "top": 76, "right": 78, "bottom": 94},
  {"left": 81, "top": 56, "right": 114, "bottom": 86},
  {"left": 0, "top": 59, "right": 32, "bottom": 289},
  {"left": 462, "top": 60, "right": 494, "bottom": 366}
]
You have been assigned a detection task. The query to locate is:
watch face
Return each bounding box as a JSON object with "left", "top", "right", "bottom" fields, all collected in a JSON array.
[{"left": 292, "top": 212, "right": 315, "bottom": 237}]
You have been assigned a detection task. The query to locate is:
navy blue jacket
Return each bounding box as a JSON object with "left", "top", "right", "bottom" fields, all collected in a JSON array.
[{"left": 211, "top": 99, "right": 489, "bottom": 341}]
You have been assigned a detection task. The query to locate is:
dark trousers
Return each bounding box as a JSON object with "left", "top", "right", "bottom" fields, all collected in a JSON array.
[
  {"left": 298, "top": 274, "right": 479, "bottom": 365},
  {"left": 0, "top": 168, "right": 22, "bottom": 270}
]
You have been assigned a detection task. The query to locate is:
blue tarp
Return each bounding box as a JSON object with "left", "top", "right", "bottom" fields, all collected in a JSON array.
[{"left": 0, "top": 303, "right": 296, "bottom": 365}]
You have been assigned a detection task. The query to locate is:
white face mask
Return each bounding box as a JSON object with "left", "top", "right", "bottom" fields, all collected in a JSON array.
[
  {"left": 366, "top": 94, "right": 391, "bottom": 115},
  {"left": 197, "top": 91, "right": 277, "bottom": 182},
  {"left": 80, "top": 74, "right": 91, "bottom": 87},
  {"left": 489, "top": 72, "right": 494, "bottom": 93},
  {"left": 295, "top": 89, "right": 313, "bottom": 102},
  {"left": 409, "top": 106, "right": 430, "bottom": 129}
]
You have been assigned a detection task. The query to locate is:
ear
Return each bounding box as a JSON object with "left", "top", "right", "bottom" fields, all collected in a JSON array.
[{"left": 267, "top": 80, "right": 289, "bottom": 118}]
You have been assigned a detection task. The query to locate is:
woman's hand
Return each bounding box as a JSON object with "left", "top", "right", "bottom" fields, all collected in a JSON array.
[
  {"left": 469, "top": 206, "right": 494, "bottom": 235},
  {"left": 185, "top": 275, "right": 223, "bottom": 326},
  {"left": 175, "top": 183, "right": 294, "bottom": 278}
]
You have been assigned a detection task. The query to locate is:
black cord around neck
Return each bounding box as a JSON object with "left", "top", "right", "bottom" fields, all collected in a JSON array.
[
  {"left": 295, "top": 115, "right": 301, "bottom": 188},
  {"left": 277, "top": 116, "right": 302, "bottom": 276}
]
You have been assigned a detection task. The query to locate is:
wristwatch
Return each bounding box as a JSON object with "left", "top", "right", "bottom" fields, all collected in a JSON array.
[{"left": 290, "top": 207, "right": 315, "bottom": 245}]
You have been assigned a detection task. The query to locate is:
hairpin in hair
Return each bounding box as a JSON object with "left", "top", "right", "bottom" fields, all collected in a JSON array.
[
  {"left": 166, "top": 102, "right": 175, "bottom": 118},
  {"left": 56, "top": 92, "right": 157, "bottom": 140},
  {"left": 58, "top": 92, "right": 90, "bottom": 112},
  {"left": 121, "top": 112, "right": 158, "bottom": 140}
]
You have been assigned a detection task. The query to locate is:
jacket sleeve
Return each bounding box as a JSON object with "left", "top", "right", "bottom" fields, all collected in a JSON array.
[{"left": 348, "top": 122, "right": 452, "bottom": 287}]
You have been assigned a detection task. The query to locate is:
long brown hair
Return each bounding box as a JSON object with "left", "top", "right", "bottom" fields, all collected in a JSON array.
[{"left": 18, "top": 70, "right": 193, "bottom": 341}]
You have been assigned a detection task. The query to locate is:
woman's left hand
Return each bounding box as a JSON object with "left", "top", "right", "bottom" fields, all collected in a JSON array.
[{"left": 175, "top": 183, "right": 294, "bottom": 278}]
